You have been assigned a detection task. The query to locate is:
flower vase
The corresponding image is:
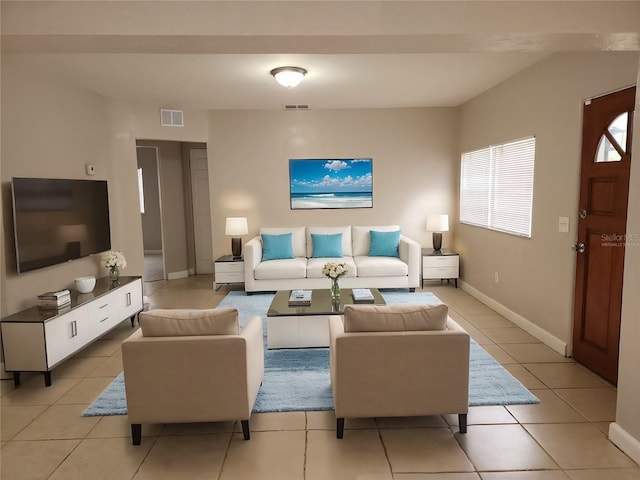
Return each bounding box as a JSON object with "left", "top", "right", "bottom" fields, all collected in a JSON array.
[
  {"left": 331, "top": 277, "right": 341, "bottom": 300},
  {"left": 109, "top": 268, "right": 120, "bottom": 281}
]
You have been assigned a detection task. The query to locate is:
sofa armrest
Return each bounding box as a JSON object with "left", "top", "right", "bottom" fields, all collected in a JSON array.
[
  {"left": 240, "top": 316, "right": 265, "bottom": 407},
  {"left": 329, "top": 315, "right": 344, "bottom": 396},
  {"left": 399, "top": 234, "right": 421, "bottom": 287},
  {"left": 244, "top": 236, "right": 262, "bottom": 290}
]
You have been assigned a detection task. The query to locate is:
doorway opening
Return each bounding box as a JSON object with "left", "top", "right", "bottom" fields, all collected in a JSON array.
[
  {"left": 136, "top": 145, "right": 165, "bottom": 281},
  {"left": 135, "top": 140, "right": 212, "bottom": 282}
]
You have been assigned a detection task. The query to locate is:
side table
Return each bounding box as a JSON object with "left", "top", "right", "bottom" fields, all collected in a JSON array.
[
  {"left": 422, "top": 249, "right": 459, "bottom": 288},
  {"left": 214, "top": 255, "right": 245, "bottom": 290}
]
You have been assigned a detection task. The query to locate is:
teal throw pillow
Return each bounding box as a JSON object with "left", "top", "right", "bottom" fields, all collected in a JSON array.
[
  {"left": 369, "top": 230, "right": 401, "bottom": 257},
  {"left": 311, "top": 233, "right": 343, "bottom": 258},
  {"left": 261, "top": 233, "right": 295, "bottom": 261}
]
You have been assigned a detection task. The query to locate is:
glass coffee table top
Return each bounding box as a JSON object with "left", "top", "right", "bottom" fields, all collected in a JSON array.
[{"left": 267, "top": 288, "right": 386, "bottom": 317}]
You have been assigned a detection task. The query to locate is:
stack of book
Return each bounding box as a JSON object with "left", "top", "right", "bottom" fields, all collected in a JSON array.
[
  {"left": 38, "top": 290, "right": 71, "bottom": 310},
  {"left": 352, "top": 288, "right": 375, "bottom": 303},
  {"left": 288, "top": 289, "right": 312, "bottom": 306}
]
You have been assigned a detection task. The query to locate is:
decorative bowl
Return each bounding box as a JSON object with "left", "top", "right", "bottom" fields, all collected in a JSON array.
[{"left": 75, "top": 276, "right": 96, "bottom": 294}]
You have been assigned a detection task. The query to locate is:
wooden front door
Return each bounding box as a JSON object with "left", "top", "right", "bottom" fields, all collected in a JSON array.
[{"left": 572, "top": 86, "right": 635, "bottom": 385}]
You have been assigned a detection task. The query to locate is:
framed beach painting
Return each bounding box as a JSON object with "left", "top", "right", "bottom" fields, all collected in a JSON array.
[{"left": 289, "top": 158, "right": 373, "bottom": 210}]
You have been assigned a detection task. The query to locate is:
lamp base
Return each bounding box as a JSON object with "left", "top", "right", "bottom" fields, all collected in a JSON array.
[
  {"left": 231, "top": 238, "right": 243, "bottom": 259},
  {"left": 432, "top": 232, "right": 443, "bottom": 253}
]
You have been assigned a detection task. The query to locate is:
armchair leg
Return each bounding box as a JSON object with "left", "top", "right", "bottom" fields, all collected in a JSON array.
[
  {"left": 458, "top": 414, "right": 467, "bottom": 433},
  {"left": 241, "top": 420, "right": 251, "bottom": 440},
  {"left": 131, "top": 424, "right": 142, "bottom": 445},
  {"left": 336, "top": 418, "right": 345, "bottom": 439}
]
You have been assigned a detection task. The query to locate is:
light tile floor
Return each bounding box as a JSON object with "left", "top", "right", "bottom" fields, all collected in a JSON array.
[{"left": 2, "top": 275, "right": 639, "bottom": 479}]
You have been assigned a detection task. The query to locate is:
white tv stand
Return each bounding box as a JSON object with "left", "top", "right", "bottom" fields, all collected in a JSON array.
[{"left": 0, "top": 276, "right": 143, "bottom": 387}]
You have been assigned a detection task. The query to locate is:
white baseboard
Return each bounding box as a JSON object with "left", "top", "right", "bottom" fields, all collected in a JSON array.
[
  {"left": 167, "top": 270, "right": 189, "bottom": 280},
  {"left": 144, "top": 250, "right": 163, "bottom": 255},
  {"left": 459, "top": 280, "right": 568, "bottom": 356},
  {"left": 188, "top": 268, "right": 195, "bottom": 276},
  {"left": 609, "top": 422, "right": 640, "bottom": 465}
]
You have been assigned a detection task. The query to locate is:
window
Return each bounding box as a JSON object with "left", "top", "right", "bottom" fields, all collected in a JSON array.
[
  {"left": 595, "top": 112, "right": 628, "bottom": 163},
  {"left": 460, "top": 136, "right": 535, "bottom": 238}
]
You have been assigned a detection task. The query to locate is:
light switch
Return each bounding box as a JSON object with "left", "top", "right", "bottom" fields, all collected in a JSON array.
[{"left": 558, "top": 216, "right": 570, "bottom": 233}]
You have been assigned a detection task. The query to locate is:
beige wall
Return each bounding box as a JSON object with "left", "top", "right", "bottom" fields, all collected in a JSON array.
[
  {"left": 613, "top": 63, "right": 640, "bottom": 460},
  {"left": 456, "top": 52, "right": 639, "bottom": 352},
  {"left": 1, "top": 56, "right": 114, "bottom": 313},
  {"left": 207, "top": 108, "right": 458, "bottom": 259},
  {"left": 1, "top": 57, "right": 210, "bottom": 313}
]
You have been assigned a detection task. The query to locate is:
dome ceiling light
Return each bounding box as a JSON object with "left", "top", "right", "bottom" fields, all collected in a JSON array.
[{"left": 270, "top": 66, "right": 307, "bottom": 88}]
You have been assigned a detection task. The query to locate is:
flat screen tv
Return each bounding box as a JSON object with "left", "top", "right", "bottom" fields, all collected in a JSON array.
[{"left": 11, "top": 177, "right": 111, "bottom": 273}]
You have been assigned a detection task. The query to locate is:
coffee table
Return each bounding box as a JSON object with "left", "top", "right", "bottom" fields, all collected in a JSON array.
[{"left": 266, "top": 288, "right": 386, "bottom": 349}]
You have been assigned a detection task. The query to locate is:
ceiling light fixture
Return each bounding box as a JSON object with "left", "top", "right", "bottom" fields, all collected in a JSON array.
[{"left": 270, "top": 66, "right": 307, "bottom": 88}]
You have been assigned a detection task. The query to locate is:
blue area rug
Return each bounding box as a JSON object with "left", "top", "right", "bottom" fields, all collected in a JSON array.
[{"left": 83, "top": 290, "right": 538, "bottom": 416}]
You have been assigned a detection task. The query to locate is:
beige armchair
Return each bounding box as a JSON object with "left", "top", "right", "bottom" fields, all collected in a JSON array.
[
  {"left": 329, "top": 304, "right": 470, "bottom": 438},
  {"left": 121, "top": 308, "right": 264, "bottom": 445}
]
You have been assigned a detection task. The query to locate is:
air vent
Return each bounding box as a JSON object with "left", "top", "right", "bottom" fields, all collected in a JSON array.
[
  {"left": 283, "top": 104, "right": 310, "bottom": 111},
  {"left": 160, "top": 109, "right": 184, "bottom": 127}
]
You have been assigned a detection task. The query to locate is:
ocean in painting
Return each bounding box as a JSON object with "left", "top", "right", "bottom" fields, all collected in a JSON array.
[{"left": 291, "top": 192, "right": 373, "bottom": 209}]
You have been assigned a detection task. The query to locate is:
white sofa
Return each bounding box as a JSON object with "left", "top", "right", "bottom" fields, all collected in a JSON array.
[{"left": 244, "top": 226, "right": 421, "bottom": 293}]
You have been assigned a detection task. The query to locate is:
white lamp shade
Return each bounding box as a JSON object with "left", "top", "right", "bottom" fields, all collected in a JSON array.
[
  {"left": 426, "top": 214, "right": 449, "bottom": 232},
  {"left": 225, "top": 217, "right": 248, "bottom": 236},
  {"left": 270, "top": 66, "right": 307, "bottom": 88}
]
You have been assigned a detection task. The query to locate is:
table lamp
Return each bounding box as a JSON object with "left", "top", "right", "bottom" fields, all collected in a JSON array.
[
  {"left": 225, "top": 217, "right": 248, "bottom": 259},
  {"left": 426, "top": 214, "right": 449, "bottom": 253}
]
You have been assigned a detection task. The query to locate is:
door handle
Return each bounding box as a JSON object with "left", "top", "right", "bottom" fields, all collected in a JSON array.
[{"left": 572, "top": 242, "right": 586, "bottom": 253}]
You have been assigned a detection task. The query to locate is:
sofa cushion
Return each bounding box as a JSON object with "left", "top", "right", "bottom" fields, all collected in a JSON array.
[
  {"left": 354, "top": 256, "right": 408, "bottom": 277},
  {"left": 261, "top": 233, "right": 295, "bottom": 261},
  {"left": 344, "top": 304, "right": 448, "bottom": 332},
  {"left": 369, "top": 229, "right": 400, "bottom": 257},
  {"left": 306, "top": 226, "right": 352, "bottom": 257},
  {"left": 260, "top": 227, "right": 306, "bottom": 257},
  {"left": 139, "top": 308, "right": 239, "bottom": 337},
  {"left": 352, "top": 225, "right": 400, "bottom": 257},
  {"left": 254, "top": 257, "right": 307, "bottom": 280},
  {"left": 307, "top": 257, "right": 357, "bottom": 278},
  {"left": 311, "top": 233, "right": 343, "bottom": 258}
]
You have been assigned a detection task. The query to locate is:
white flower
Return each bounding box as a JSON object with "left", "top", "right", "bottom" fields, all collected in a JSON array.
[
  {"left": 322, "top": 262, "right": 348, "bottom": 279},
  {"left": 101, "top": 250, "right": 127, "bottom": 270}
]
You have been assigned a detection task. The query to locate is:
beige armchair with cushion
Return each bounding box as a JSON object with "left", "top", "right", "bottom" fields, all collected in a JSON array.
[
  {"left": 121, "top": 308, "right": 264, "bottom": 445},
  {"left": 329, "top": 304, "right": 470, "bottom": 438}
]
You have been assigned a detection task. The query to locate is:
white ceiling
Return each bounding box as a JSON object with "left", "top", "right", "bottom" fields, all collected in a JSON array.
[
  {"left": 5, "top": 0, "right": 637, "bottom": 111},
  {"left": 11, "top": 52, "right": 550, "bottom": 110}
]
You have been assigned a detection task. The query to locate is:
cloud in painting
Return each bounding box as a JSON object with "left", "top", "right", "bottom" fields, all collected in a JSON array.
[{"left": 324, "top": 160, "right": 350, "bottom": 172}]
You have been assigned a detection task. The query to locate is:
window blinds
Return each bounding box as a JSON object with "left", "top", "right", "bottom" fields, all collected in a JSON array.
[{"left": 460, "top": 136, "right": 535, "bottom": 238}]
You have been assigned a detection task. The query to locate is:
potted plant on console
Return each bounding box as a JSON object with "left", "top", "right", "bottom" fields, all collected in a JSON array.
[{"left": 102, "top": 250, "right": 127, "bottom": 282}]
